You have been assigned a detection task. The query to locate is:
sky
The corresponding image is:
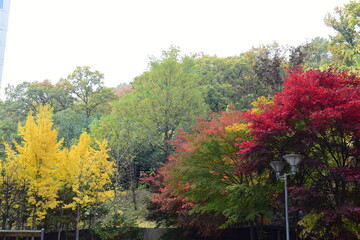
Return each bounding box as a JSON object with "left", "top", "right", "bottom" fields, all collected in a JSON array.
[{"left": 2, "top": 0, "right": 351, "bottom": 89}]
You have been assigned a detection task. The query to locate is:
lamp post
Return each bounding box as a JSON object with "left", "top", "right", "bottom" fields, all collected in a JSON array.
[{"left": 270, "top": 154, "right": 304, "bottom": 240}]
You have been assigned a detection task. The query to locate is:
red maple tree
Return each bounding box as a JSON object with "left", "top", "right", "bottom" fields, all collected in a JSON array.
[{"left": 238, "top": 68, "right": 360, "bottom": 239}]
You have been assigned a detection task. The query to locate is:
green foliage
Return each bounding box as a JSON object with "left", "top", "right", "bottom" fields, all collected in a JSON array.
[
  {"left": 4, "top": 80, "right": 75, "bottom": 114},
  {"left": 325, "top": 0, "right": 360, "bottom": 68},
  {"left": 195, "top": 55, "right": 249, "bottom": 111},
  {"left": 53, "top": 109, "right": 90, "bottom": 147},
  {"left": 342, "top": 218, "right": 360, "bottom": 239},
  {"left": 298, "top": 212, "right": 325, "bottom": 238},
  {"left": 222, "top": 184, "right": 274, "bottom": 227},
  {"left": 92, "top": 211, "right": 142, "bottom": 240},
  {"left": 0, "top": 66, "right": 116, "bottom": 151},
  {"left": 0, "top": 100, "right": 25, "bottom": 144},
  {"left": 289, "top": 37, "right": 332, "bottom": 70},
  {"left": 133, "top": 47, "right": 208, "bottom": 145},
  {"left": 60, "top": 66, "right": 117, "bottom": 118},
  {"left": 93, "top": 47, "right": 209, "bottom": 184},
  {"left": 195, "top": 43, "right": 289, "bottom": 112},
  {"left": 1, "top": 2, "right": 360, "bottom": 235},
  {"left": 114, "top": 190, "right": 153, "bottom": 226}
]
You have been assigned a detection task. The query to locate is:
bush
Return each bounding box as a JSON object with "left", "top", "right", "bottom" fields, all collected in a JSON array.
[{"left": 92, "top": 211, "right": 142, "bottom": 240}]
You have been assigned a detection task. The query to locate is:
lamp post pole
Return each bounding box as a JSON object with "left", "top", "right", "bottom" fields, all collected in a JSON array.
[
  {"left": 284, "top": 173, "right": 290, "bottom": 240},
  {"left": 270, "top": 154, "right": 304, "bottom": 240}
]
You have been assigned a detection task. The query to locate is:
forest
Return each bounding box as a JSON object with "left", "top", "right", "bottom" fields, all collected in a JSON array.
[{"left": 0, "top": 1, "right": 359, "bottom": 240}]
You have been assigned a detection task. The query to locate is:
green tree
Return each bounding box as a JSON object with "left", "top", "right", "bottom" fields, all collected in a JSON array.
[
  {"left": 53, "top": 109, "right": 90, "bottom": 148},
  {"left": 61, "top": 66, "right": 117, "bottom": 118},
  {"left": 130, "top": 47, "right": 208, "bottom": 161},
  {"left": 4, "top": 80, "right": 75, "bottom": 114},
  {"left": 90, "top": 95, "right": 148, "bottom": 210},
  {"left": 0, "top": 81, "right": 75, "bottom": 145},
  {"left": 238, "top": 43, "right": 287, "bottom": 109},
  {"left": 195, "top": 55, "right": 253, "bottom": 111},
  {"left": 92, "top": 48, "right": 209, "bottom": 212},
  {"left": 325, "top": 0, "right": 360, "bottom": 68},
  {"left": 300, "top": 37, "right": 332, "bottom": 70},
  {"left": 195, "top": 44, "right": 287, "bottom": 112}
]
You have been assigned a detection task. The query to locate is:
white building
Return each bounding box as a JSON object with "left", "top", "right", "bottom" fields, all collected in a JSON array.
[{"left": 0, "top": 0, "right": 10, "bottom": 88}]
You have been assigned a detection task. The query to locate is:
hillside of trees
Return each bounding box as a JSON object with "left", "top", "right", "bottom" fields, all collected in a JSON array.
[{"left": 0, "top": 1, "right": 359, "bottom": 240}]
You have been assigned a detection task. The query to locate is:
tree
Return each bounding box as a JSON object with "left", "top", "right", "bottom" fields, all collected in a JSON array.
[
  {"left": 325, "top": 1, "right": 360, "bottom": 68},
  {"left": 294, "top": 37, "right": 332, "bottom": 70},
  {"left": 61, "top": 66, "right": 117, "bottom": 118},
  {"left": 239, "top": 43, "right": 288, "bottom": 109},
  {"left": 91, "top": 47, "right": 209, "bottom": 211},
  {"left": 0, "top": 80, "right": 75, "bottom": 145},
  {"left": 239, "top": 68, "right": 360, "bottom": 239},
  {"left": 12, "top": 105, "right": 63, "bottom": 228},
  {"left": 0, "top": 100, "right": 26, "bottom": 144},
  {"left": 252, "top": 44, "right": 285, "bottom": 93},
  {"left": 132, "top": 47, "right": 208, "bottom": 158},
  {"left": 90, "top": 96, "right": 149, "bottom": 211},
  {"left": 4, "top": 80, "right": 75, "bottom": 114},
  {"left": 53, "top": 109, "right": 90, "bottom": 148},
  {"left": 61, "top": 132, "right": 114, "bottom": 240},
  {"left": 195, "top": 44, "right": 288, "bottom": 112},
  {"left": 163, "top": 110, "right": 246, "bottom": 204},
  {"left": 0, "top": 143, "right": 27, "bottom": 229},
  {"left": 195, "top": 55, "right": 251, "bottom": 111},
  {"left": 144, "top": 108, "right": 274, "bottom": 239}
]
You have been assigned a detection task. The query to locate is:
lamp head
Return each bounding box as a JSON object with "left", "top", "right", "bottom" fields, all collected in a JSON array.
[
  {"left": 283, "top": 154, "right": 304, "bottom": 174},
  {"left": 270, "top": 161, "right": 286, "bottom": 179}
]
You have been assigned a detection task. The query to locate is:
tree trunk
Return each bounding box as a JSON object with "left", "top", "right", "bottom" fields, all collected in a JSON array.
[
  {"left": 2, "top": 213, "right": 7, "bottom": 229},
  {"left": 130, "top": 162, "right": 137, "bottom": 210},
  {"left": 256, "top": 216, "right": 264, "bottom": 240},
  {"left": 75, "top": 204, "right": 81, "bottom": 240},
  {"left": 57, "top": 206, "right": 64, "bottom": 240},
  {"left": 250, "top": 223, "right": 255, "bottom": 240}
]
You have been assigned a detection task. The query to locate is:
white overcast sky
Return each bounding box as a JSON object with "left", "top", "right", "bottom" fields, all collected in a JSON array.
[{"left": 2, "top": 0, "right": 350, "bottom": 89}]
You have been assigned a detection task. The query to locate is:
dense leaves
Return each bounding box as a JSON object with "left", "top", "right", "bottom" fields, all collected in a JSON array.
[
  {"left": 325, "top": 0, "right": 360, "bottom": 68},
  {"left": 239, "top": 68, "right": 360, "bottom": 239},
  {"left": 0, "top": 2, "right": 359, "bottom": 238},
  {"left": 143, "top": 109, "right": 275, "bottom": 238},
  {"left": 0, "top": 106, "right": 115, "bottom": 237},
  {"left": 60, "top": 66, "right": 117, "bottom": 118}
]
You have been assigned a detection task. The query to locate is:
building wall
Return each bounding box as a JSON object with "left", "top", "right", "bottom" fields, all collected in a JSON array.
[{"left": 0, "top": 0, "right": 11, "bottom": 88}]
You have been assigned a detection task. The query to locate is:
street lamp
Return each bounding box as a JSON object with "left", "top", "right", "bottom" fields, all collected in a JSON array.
[{"left": 270, "top": 154, "right": 304, "bottom": 240}]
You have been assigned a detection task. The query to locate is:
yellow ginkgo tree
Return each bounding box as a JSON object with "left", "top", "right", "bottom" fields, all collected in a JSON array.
[
  {"left": 13, "top": 105, "right": 63, "bottom": 228},
  {"left": 0, "top": 143, "right": 27, "bottom": 229},
  {"left": 61, "top": 132, "right": 114, "bottom": 240}
]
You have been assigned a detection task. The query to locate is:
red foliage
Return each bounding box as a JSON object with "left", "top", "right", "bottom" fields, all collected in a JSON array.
[
  {"left": 238, "top": 68, "right": 360, "bottom": 238},
  {"left": 140, "top": 171, "right": 227, "bottom": 237},
  {"left": 141, "top": 111, "right": 246, "bottom": 236},
  {"left": 238, "top": 68, "right": 360, "bottom": 170}
]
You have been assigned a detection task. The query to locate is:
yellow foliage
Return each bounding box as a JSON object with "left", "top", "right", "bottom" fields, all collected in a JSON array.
[
  {"left": 1, "top": 105, "right": 115, "bottom": 229},
  {"left": 11, "top": 105, "right": 63, "bottom": 226},
  {"left": 342, "top": 218, "right": 360, "bottom": 239},
  {"left": 250, "top": 96, "right": 273, "bottom": 114},
  {"left": 0, "top": 143, "right": 26, "bottom": 225},
  {"left": 61, "top": 132, "right": 114, "bottom": 211},
  {"left": 63, "top": 202, "right": 77, "bottom": 209},
  {"left": 225, "top": 123, "right": 249, "bottom": 133},
  {"left": 298, "top": 212, "right": 324, "bottom": 238}
]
